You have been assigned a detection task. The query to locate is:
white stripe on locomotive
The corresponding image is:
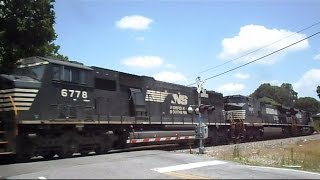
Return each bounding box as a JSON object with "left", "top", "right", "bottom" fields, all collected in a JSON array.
[{"left": 0, "top": 88, "right": 38, "bottom": 112}]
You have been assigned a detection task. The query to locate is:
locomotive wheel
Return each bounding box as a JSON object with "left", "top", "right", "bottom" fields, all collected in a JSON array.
[
  {"left": 16, "top": 154, "right": 32, "bottom": 163},
  {"left": 254, "top": 131, "right": 263, "bottom": 141},
  {"left": 114, "top": 131, "right": 129, "bottom": 149},
  {"left": 58, "top": 140, "right": 78, "bottom": 158},
  {"left": 94, "top": 144, "right": 110, "bottom": 155},
  {"left": 245, "top": 129, "right": 255, "bottom": 142},
  {"left": 215, "top": 129, "right": 230, "bottom": 145},
  {"left": 94, "top": 145, "right": 103, "bottom": 155},
  {"left": 16, "top": 135, "right": 34, "bottom": 162},
  {"left": 93, "top": 134, "right": 112, "bottom": 154},
  {"left": 208, "top": 128, "right": 219, "bottom": 146},
  {"left": 209, "top": 136, "right": 219, "bottom": 146},
  {"left": 43, "top": 151, "right": 55, "bottom": 159},
  {"left": 80, "top": 151, "right": 90, "bottom": 156},
  {"left": 58, "top": 146, "right": 74, "bottom": 158},
  {"left": 282, "top": 128, "right": 290, "bottom": 138}
]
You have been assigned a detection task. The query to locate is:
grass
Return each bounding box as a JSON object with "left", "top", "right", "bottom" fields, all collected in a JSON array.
[
  {"left": 207, "top": 139, "right": 320, "bottom": 173},
  {"left": 314, "top": 120, "right": 320, "bottom": 132}
]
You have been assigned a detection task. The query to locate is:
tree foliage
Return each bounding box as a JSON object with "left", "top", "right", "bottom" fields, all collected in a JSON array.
[
  {"left": 294, "top": 97, "right": 320, "bottom": 113},
  {"left": 317, "top": 85, "right": 320, "bottom": 99},
  {"left": 251, "top": 83, "right": 298, "bottom": 107},
  {"left": 251, "top": 83, "right": 320, "bottom": 112},
  {"left": 0, "top": 0, "right": 68, "bottom": 74}
]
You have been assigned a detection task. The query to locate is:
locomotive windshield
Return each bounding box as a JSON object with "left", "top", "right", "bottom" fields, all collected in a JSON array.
[{"left": 14, "top": 64, "right": 46, "bottom": 81}]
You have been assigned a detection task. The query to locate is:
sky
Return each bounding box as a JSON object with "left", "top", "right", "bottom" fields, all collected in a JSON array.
[{"left": 53, "top": 0, "right": 320, "bottom": 99}]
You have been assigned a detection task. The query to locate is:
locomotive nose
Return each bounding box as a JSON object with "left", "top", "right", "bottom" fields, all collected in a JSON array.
[
  {"left": 0, "top": 74, "right": 41, "bottom": 113},
  {"left": 0, "top": 74, "right": 41, "bottom": 90}
]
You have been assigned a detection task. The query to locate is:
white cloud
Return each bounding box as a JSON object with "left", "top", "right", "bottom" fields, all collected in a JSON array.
[
  {"left": 122, "top": 56, "right": 163, "bottom": 68},
  {"left": 153, "top": 71, "right": 187, "bottom": 83},
  {"left": 217, "top": 83, "right": 245, "bottom": 95},
  {"left": 261, "top": 80, "right": 282, "bottom": 86},
  {"left": 116, "top": 15, "right": 153, "bottom": 30},
  {"left": 164, "top": 64, "right": 176, "bottom": 69},
  {"left": 293, "top": 69, "right": 320, "bottom": 98},
  {"left": 218, "top": 24, "right": 309, "bottom": 65},
  {"left": 314, "top": 54, "right": 320, "bottom": 60},
  {"left": 234, "top": 72, "right": 250, "bottom": 79}
]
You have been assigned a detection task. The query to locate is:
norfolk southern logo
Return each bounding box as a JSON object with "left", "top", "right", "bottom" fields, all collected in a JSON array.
[
  {"left": 145, "top": 89, "right": 188, "bottom": 105},
  {"left": 145, "top": 90, "right": 170, "bottom": 103},
  {"left": 145, "top": 89, "right": 189, "bottom": 114},
  {"left": 171, "top": 93, "right": 188, "bottom": 105}
]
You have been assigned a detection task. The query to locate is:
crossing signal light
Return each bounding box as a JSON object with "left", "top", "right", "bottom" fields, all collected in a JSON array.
[
  {"left": 187, "top": 106, "right": 194, "bottom": 114},
  {"left": 199, "top": 104, "right": 215, "bottom": 114},
  {"left": 187, "top": 104, "right": 215, "bottom": 114},
  {"left": 195, "top": 107, "right": 199, "bottom": 114},
  {"left": 207, "top": 105, "right": 215, "bottom": 114},
  {"left": 187, "top": 106, "right": 200, "bottom": 114}
]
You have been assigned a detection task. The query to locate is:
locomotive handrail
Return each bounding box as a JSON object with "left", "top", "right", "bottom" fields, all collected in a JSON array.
[
  {"left": 8, "top": 96, "right": 19, "bottom": 136},
  {"left": 8, "top": 96, "right": 18, "bottom": 117}
]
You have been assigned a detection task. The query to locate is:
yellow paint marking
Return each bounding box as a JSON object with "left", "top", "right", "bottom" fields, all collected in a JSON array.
[
  {"left": 8, "top": 96, "right": 18, "bottom": 116},
  {"left": 163, "top": 171, "right": 211, "bottom": 179}
]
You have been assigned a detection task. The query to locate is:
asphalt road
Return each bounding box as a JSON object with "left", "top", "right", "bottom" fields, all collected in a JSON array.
[{"left": 0, "top": 150, "right": 320, "bottom": 179}]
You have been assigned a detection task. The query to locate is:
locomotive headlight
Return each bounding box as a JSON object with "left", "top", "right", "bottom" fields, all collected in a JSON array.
[{"left": 187, "top": 106, "right": 194, "bottom": 114}]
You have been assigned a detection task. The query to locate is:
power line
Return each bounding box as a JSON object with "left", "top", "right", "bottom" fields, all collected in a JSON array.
[
  {"left": 187, "top": 31, "right": 320, "bottom": 87},
  {"left": 197, "top": 21, "right": 320, "bottom": 75},
  {"left": 180, "top": 21, "right": 320, "bottom": 84}
]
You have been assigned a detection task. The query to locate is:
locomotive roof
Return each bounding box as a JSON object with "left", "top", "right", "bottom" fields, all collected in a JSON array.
[
  {"left": 18, "top": 56, "right": 93, "bottom": 71},
  {"left": 224, "top": 95, "right": 250, "bottom": 98},
  {"left": 18, "top": 57, "right": 223, "bottom": 95}
]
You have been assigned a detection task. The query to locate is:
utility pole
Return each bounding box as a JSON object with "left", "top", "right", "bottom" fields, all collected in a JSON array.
[{"left": 196, "top": 76, "right": 205, "bottom": 154}]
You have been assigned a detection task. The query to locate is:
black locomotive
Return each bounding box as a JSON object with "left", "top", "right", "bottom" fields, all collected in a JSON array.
[{"left": 0, "top": 56, "right": 315, "bottom": 161}]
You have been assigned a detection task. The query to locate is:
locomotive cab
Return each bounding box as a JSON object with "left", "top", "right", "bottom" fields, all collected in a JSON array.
[
  {"left": 8, "top": 56, "right": 95, "bottom": 121},
  {"left": 0, "top": 56, "right": 97, "bottom": 159}
]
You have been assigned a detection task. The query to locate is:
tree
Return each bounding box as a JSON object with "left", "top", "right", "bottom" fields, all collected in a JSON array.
[
  {"left": 251, "top": 83, "right": 276, "bottom": 99},
  {"left": 317, "top": 86, "right": 320, "bottom": 99},
  {"left": 294, "top": 97, "right": 320, "bottom": 113},
  {"left": 251, "top": 83, "right": 298, "bottom": 107},
  {"left": 275, "top": 83, "right": 298, "bottom": 107},
  {"left": 0, "top": 0, "right": 68, "bottom": 74}
]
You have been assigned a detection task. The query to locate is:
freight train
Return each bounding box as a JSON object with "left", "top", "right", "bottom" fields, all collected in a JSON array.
[{"left": 0, "top": 56, "right": 315, "bottom": 161}]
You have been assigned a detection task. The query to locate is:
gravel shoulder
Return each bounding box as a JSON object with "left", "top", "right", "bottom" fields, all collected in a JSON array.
[{"left": 174, "top": 133, "right": 320, "bottom": 173}]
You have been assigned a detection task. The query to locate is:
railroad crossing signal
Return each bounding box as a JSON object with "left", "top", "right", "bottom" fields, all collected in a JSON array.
[
  {"left": 195, "top": 123, "right": 208, "bottom": 139},
  {"left": 198, "top": 104, "right": 215, "bottom": 114},
  {"left": 187, "top": 104, "right": 215, "bottom": 115},
  {"left": 196, "top": 76, "right": 205, "bottom": 93}
]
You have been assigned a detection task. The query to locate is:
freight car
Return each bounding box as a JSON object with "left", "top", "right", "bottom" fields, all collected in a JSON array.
[{"left": 0, "top": 56, "right": 315, "bottom": 162}]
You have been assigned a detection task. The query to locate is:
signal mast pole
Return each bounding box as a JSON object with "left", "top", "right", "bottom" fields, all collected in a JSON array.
[{"left": 196, "top": 76, "right": 205, "bottom": 154}]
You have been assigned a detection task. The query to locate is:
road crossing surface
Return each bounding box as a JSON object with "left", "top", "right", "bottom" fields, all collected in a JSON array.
[{"left": 0, "top": 150, "right": 319, "bottom": 179}]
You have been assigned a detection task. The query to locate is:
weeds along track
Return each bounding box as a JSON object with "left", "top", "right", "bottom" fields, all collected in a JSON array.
[{"left": 175, "top": 133, "right": 320, "bottom": 173}]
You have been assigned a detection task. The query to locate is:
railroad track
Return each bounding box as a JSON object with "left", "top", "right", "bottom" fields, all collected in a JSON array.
[{"left": 2, "top": 133, "right": 318, "bottom": 165}]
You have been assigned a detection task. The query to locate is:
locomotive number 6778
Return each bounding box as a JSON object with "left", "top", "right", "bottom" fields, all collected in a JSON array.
[{"left": 61, "top": 89, "right": 88, "bottom": 99}]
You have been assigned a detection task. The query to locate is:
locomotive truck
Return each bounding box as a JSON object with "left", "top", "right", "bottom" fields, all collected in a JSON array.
[{"left": 0, "top": 56, "right": 314, "bottom": 161}]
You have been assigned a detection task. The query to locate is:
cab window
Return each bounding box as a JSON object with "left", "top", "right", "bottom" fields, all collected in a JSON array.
[
  {"left": 15, "top": 65, "right": 46, "bottom": 81},
  {"left": 52, "top": 65, "right": 87, "bottom": 84}
]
